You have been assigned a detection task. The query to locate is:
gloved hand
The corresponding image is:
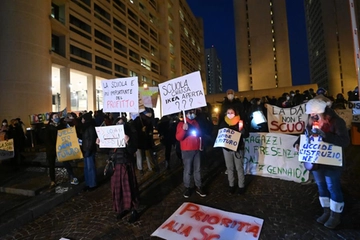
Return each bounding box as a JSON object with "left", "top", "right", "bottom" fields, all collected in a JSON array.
[{"left": 310, "top": 128, "right": 326, "bottom": 138}]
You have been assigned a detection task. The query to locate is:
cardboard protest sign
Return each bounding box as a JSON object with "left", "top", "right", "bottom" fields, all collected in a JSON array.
[
  {"left": 101, "top": 77, "right": 138, "bottom": 113},
  {"left": 139, "top": 86, "right": 159, "bottom": 108},
  {"left": 29, "top": 108, "right": 67, "bottom": 124},
  {"left": 349, "top": 101, "right": 360, "bottom": 122},
  {"left": 151, "top": 202, "right": 263, "bottom": 240},
  {"left": 298, "top": 135, "right": 342, "bottom": 167},
  {"left": 213, "top": 128, "right": 241, "bottom": 151},
  {"left": 265, "top": 103, "right": 307, "bottom": 134},
  {"left": 334, "top": 109, "right": 352, "bottom": 129},
  {"left": 244, "top": 132, "right": 309, "bottom": 183},
  {"left": 0, "top": 139, "right": 14, "bottom": 160},
  {"left": 159, "top": 71, "right": 206, "bottom": 116},
  {"left": 95, "top": 125, "right": 125, "bottom": 148},
  {"left": 56, "top": 127, "right": 83, "bottom": 162}
]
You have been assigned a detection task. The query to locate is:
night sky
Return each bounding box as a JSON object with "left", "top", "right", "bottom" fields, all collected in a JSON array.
[{"left": 187, "top": 0, "right": 310, "bottom": 92}]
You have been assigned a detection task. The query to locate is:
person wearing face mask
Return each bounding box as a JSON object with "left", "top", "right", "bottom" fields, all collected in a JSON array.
[
  {"left": 176, "top": 109, "right": 206, "bottom": 198},
  {"left": 134, "top": 107, "right": 159, "bottom": 174},
  {"left": 293, "top": 98, "right": 350, "bottom": 229},
  {"left": 96, "top": 116, "right": 140, "bottom": 223},
  {"left": 219, "top": 89, "right": 245, "bottom": 127},
  {"left": 219, "top": 107, "right": 249, "bottom": 194}
]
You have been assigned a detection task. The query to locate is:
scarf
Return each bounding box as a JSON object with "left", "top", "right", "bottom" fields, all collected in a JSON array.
[{"left": 224, "top": 115, "right": 240, "bottom": 126}]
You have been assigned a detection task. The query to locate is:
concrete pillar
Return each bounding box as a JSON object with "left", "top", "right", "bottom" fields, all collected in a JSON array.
[
  {"left": 60, "top": 67, "right": 71, "bottom": 110},
  {"left": 87, "top": 75, "right": 96, "bottom": 112},
  {"left": 0, "top": 0, "right": 52, "bottom": 126}
]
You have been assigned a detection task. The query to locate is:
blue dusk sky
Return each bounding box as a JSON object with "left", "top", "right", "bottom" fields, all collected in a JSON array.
[{"left": 187, "top": 0, "right": 311, "bottom": 92}]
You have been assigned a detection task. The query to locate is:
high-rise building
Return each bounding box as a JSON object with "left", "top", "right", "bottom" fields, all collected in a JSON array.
[
  {"left": 0, "top": 0, "right": 205, "bottom": 124},
  {"left": 234, "top": 0, "right": 292, "bottom": 91},
  {"left": 304, "top": 0, "right": 358, "bottom": 96},
  {"left": 205, "top": 46, "right": 222, "bottom": 94}
]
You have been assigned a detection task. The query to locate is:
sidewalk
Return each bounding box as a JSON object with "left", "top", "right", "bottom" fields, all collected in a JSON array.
[{"left": 0, "top": 142, "right": 225, "bottom": 237}]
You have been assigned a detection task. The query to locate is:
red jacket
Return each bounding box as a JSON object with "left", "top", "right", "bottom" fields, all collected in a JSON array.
[{"left": 176, "top": 118, "right": 201, "bottom": 151}]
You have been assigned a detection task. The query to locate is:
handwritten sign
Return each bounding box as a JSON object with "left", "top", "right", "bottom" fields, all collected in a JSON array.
[
  {"left": 265, "top": 104, "right": 307, "bottom": 134},
  {"left": 56, "top": 127, "right": 83, "bottom": 162},
  {"left": 151, "top": 202, "right": 263, "bottom": 240},
  {"left": 102, "top": 77, "right": 138, "bottom": 112},
  {"left": 139, "top": 86, "right": 159, "bottom": 108},
  {"left": 334, "top": 109, "right": 353, "bottom": 129},
  {"left": 0, "top": 139, "right": 14, "bottom": 160},
  {"left": 244, "top": 132, "right": 309, "bottom": 183},
  {"left": 213, "top": 128, "right": 241, "bottom": 151},
  {"left": 95, "top": 125, "right": 125, "bottom": 148},
  {"left": 29, "top": 107, "right": 66, "bottom": 124},
  {"left": 159, "top": 71, "right": 206, "bottom": 116},
  {"left": 298, "top": 135, "right": 342, "bottom": 167},
  {"left": 349, "top": 101, "right": 360, "bottom": 122}
]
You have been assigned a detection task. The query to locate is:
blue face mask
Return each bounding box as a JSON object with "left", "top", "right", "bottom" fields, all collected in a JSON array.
[
  {"left": 53, "top": 118, "right": 60, "bottom": 123},
  {"left": 187, "top": 113, "right": 196, "bottom": 120}
]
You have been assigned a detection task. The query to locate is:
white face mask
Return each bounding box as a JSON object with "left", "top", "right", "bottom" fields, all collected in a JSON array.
[
  {"left": 227, "top": 94, "right": 234, "bottom": 100},
  {"left": 286, "top": 96, "right": 290, "bottom": 100},
  {"left": 227, "top": 113, "right": 235, "bottom": 119}
]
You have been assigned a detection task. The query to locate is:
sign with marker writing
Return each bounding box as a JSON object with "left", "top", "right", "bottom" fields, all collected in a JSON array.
[
  {"left": 265, "top": 103, "right": 307, "bottom": 134},
  {"left": 0, "top": 139, "right": 14, "bottom": 160},
  {"left": 56, "top": 127, "right": 83, "bottom": 162},
  {"left": 151, "top": 202, "right": 263, "bottom": 240},
  {"left": 95, "top": 125, "right": 125, "bottom": 148},
  {"left": 102, "top": 77, "right": 138, "bottom": 113},
  {"left": 213, "top": 128, "right": 241, "bottom": 151},
  {"left": 159, "top": 71, "right": 206, "bottom": 116},
  {"left": 349, "top": 101, "right": 360, "bottom": 122},
  {"left": 244, "top": 132, "right": 309, "bottom": 183},
  {"left": 298, "top": 135, "right": 342, "bottom": 167}
]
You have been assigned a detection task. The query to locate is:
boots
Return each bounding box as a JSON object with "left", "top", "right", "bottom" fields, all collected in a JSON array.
[
  {"left": 317, "top": 207, "right": 330, "bottom": 224},
  {"left": 324, "top": 200, "right": 344, "bottom": 229},
  {"left": 317, "top": 197, "right": 330, "bottom": 224}
]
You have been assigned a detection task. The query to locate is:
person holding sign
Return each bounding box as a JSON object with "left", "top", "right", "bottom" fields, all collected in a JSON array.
[
  {"left": 96, "top": 116, "right": 140, "bottom": 223},
  {"left": 294, "top": 98, "right": 350, "bottom": 229},
  {"left": 219, "top": 107, "right": 249, "bottom": 194},
  {"left": 176, "top": 109, "right": 206, "bottom": 198}
]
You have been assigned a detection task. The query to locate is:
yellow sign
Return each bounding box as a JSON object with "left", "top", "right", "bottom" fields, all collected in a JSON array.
[
  {"left": 0, "top": 139, "right": 14, "bottom": 160},
  {"left": 56, "top": 127, "right": 83, "bottom": 162}
]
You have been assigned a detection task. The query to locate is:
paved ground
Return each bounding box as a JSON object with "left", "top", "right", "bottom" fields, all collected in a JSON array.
[{"left": 1, "top": 143, "right": 360, "bottom": 240}]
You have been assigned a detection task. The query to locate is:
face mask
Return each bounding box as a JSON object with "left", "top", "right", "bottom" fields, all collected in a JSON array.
[
  {"left": 187, "top": 113, "right": 196, "bottom": 120},
  {"left": 227, "top": 113, "right": 235, "bottom": 119},
  {"left": 2, "top": 123, "right": 6, "bottom": 126},
  {"left": 53, "top": 118, "right": 60, "bottom": 123},
  {"left": 286, "top": 96, "right": 290, "bottom": 100},
  {"left": 291, "top": 94, "right": 295, "bottom": 97},
  {"left": 227, "top": 94, "right": 234, "bottom": 101},
  {"left": 145, "top": 113, "right": 152, "bottom": 117}
]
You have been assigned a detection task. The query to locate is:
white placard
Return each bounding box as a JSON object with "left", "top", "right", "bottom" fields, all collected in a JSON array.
[
  {"left": 244, "top": 132, "right": 309, "bottom": 183},
  {"left": 213, "top": 128, "right": 241, "bottom": 151},
  {"left": 151, "top": 202, "right": 263, "bottom": 240},
  {"left": 298, "top": 135, "right": 343, "bottom": 167},
  {"left": 95, "top": 125, "right": 125, "bottom": 148},
  {"left": 101, "top": 77, "right": 138, "bottom": 113},
  {"left": 265, "top": 103, "right": 308, "bottom": 134},
  {"left": 159, "top": 71, "right": 206, "bottom": 116}
]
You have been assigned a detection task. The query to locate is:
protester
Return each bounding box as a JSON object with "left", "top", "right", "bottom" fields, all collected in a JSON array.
[
  {"left": 157, "top": 114, "right": 177, "bottom": 170},
  {"left": 0, "top": 119, "right": 9, "bottom": 141},
  {"left": 176, "top": 109, "right": 206, "bottom": 198},
  {"left": 97, "top": 116, "right": 140, "bottom": 223},
  {"left": 294, "top": 98, "right": 350, "bottom": 229},
  {"left": 219, "top": 89, "right": 245, "bottom": 126},
  {"left": 218, "top": 106, "right": 249, "bottom": 194},
  {"left": 80, "top": 111, "right": 97, "bottom": 191}
]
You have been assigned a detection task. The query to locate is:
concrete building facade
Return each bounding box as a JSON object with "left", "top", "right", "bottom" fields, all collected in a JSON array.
[
  {"left": 304, "top": 0, "right": 358, "bottom": 96},
  {"left": 234, "top": 0, "right": 292, "bottom": 91},
  {"left": 205, "top": 46, "right": 222, "bottom": 94},
  {"left": 0, "top": 0, "right": 205, "bottom": 125}
]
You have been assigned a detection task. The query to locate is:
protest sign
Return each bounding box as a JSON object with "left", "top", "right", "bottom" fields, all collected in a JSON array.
[
  {"left": 139, "top": 86, "right": 158, "bottom": 108},
  {"left": 151, "top": 202, "right": 263, "bottom": 240},
  {"left": 265, "top": 103, "right": 307, "bottom": 134},
  {"left": 56, "top": 127, "right": 83, "bottom": 162},
  {"left": 244, "top": 132, "right": 309, "bottom": 183},
  {"left": 334, "top": 109, "right": 353, "bottom": 129},
  {"left": 349, "top": 101, "right": 360, "bottom": 122},
  {"left": 29, "top": 107, "right": 66, "bottom": 124},
  {"left": 213, "top": 128, "right": 241, "bottom": 151},
  {"left": 298, "top": 135, "right": 342, "bottom": 167},
  {"left": 102, "top": 77, "right": 138, "bottom": 113},
  {"left": 0, "top": 139, "right": 14, "bottom": 161},
  {"left": 159, "top": 71, "right": 206, "bottom": 116},
  {"left": 95, "top": 125, "right": 125, "bottom": 148}
]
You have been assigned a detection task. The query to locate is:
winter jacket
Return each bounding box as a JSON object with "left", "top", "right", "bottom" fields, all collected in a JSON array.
[{"left": 176, "top": 118, "right": 201, "bottom": 151}]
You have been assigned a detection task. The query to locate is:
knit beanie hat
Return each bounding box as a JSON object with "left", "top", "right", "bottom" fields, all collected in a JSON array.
[{"left": 305, "top": 99, "right": 327, "bottom": 114}]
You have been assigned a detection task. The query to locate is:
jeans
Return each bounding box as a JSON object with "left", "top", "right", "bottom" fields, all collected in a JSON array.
[
  {"left": 83, "top": 152, "right": 97, "bottom": 188},
  {"left": 312, "top": 166, "right": 343, "bottom": 202},
  {"left": 182, "top": 150, "right": 201, "bottom": 188},
  {"left": 222, "top": 149, "right": 245, "bottom": 188}
]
